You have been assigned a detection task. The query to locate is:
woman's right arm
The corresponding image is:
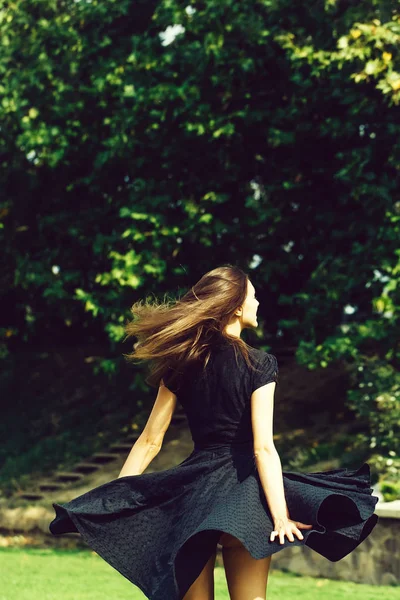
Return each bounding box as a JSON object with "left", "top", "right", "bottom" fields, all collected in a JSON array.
[
  {"left": 253, "top": 446, "right": 289, "bottom": 520},
  {"left": 251, "top": 382, "right": 313, "bottom": 543},
  {"left": 251, "top": 381, "right": 289, "bottom": 519}
]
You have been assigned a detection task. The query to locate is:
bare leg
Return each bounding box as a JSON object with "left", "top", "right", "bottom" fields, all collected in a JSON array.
[
  {"left": 220, "top": 532, "right": 272, "bottom": 600},
  {"left": 182, "top": 548, "right": 217, "bottom": 600}
]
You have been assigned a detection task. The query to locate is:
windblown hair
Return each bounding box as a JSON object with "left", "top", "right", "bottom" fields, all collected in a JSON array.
[{"left": 123, "top": 264, "right": 259, "bottom": 391}]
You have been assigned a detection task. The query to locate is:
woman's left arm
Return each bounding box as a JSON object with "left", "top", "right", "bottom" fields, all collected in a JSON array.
[
  {"left": 118, "top": 435, "right": 161, "bottom": 477},
  {"left": 117, "top": 379, "right": 177, "bottom": 477}
]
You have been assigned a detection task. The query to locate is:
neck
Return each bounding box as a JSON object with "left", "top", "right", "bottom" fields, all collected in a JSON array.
[{"left": 223, "top": 320, "right": 242, "bottom": 339}]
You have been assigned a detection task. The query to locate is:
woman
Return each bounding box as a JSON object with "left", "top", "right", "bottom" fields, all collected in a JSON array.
[{"left": 49, "top": 264, "right": 379, "bottom": 600}]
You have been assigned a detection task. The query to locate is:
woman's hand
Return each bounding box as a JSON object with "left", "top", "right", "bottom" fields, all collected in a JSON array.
[{"left": 270, "top": 516, "right": 313, "bottom": 544}]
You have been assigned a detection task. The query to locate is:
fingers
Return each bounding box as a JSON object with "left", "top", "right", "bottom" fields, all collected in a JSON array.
[
  {"left": 271, "top": 529, "right": 294, "bottom": 544},
  {"left": 295, "top": 528, "right": 304, "bottom": 541},
  {"left": 270, "top": 528, "right": 282, "bottom": 543},
  {"left": 270, "top": 523, "right": 312, "bottom": 544},
  {"left": 270, "top": 529, "right": 296, "bottom": 544},
  {"left": 280, "top": 530, "right": 286, "bottom": 544},
  {"left": 286, "top": 529, "right": 295, "bottom": 542}
]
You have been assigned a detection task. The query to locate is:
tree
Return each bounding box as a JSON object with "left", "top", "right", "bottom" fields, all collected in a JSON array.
[{"left": 0, "top": 0, "right": 399, "bottom": 486}]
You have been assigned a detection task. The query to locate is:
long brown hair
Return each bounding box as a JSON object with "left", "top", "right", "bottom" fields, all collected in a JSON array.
[{"left": 123, "top": 264, "right": 259, "bottom": 391}]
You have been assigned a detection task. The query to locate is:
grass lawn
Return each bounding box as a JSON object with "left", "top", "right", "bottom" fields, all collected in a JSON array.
[{"left": 0, "top": 547, "right": 397, "bottom": 600}]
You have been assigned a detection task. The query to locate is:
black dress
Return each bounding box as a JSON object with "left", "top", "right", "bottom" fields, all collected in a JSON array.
[{"left": 49, "top": 341, "right": 379, "bottom": 599}]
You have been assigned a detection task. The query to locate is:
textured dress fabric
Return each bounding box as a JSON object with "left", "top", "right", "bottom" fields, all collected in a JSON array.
[{"left": 49, "top": 341, "right": 379, "bottom": 599}]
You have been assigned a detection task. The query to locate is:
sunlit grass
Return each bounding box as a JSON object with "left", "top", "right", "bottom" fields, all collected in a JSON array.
[{"left": 0, "top": 547, "right": 397, "bottom": 600}]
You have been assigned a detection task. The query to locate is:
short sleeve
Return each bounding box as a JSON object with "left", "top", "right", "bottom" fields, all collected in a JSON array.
[
  {"left": 161, "top": 377, "right": 177, "bottom": 394},
  {"left": 161, "top": 367, "right": 181, "bottom": 394},
  {"left": 251, "top": 353, "right": 278, "bottom": 394}
]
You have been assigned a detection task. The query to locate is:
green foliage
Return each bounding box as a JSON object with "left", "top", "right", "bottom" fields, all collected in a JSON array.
[
  {"left": 296, "top": 198, "right": 400, "bottom": 489},
  {"left": 1, "top": 0, "right": 400, "bottom": 485},
  {"left": 379, "top": 474, "right": 400, "bottom": 502}
]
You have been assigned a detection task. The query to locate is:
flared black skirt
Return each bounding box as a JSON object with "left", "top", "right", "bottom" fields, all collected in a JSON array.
[{"left": 49, "top": 441, "right": 379, "bottom": 600}]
